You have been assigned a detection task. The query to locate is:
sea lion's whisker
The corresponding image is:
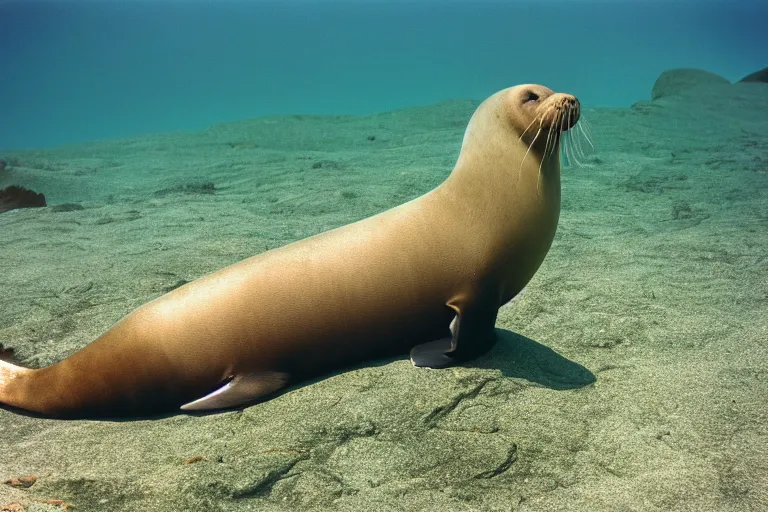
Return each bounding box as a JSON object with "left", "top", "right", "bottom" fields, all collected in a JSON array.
[
  {"left": 579, "top": 122, "right": 595, "bottom": 153},
  {"left": 564, "top": 132, "right": 577, "bottom": 168},
  {"left": 552, "top": 109, "right": 575, "bottom": 165},
  {"left": 573, "top": 130, "right": 588, "bottom": 165},
  {"left": 537, "top": 113, "right": 560, "bottom": 193},
  {"left": 571, "top": 132, "right": 586, "bottom": 167},
  {"left": 570, "top": 112, "right": 585, "bottom": 159},
  {"left": 561, "top": 108, "right": 571, "bottom": 166},
  {"left": 519, "top": 112, "right": 546, "bottom": 181},
  {"left": 545, "top": 116, "right": 557, "bottom": 159},
  {"left": 549, "top": 110, "right": 563, "bottom": 158},
  {"left": 519, "top": 124, "right": 543, "bottom": 183},
  {"left": 571, "top": 135, "right": 586, "bottom": 167},
  {"left": 571, "top": 117, "right": 594, "bottom": 167},
  {"left": 564, "top": 106, "right": 584, "bottom": 167},
  {"left": 579, "top": 118, "right": 595, "bottom": 151},
  {"left": 518, "top": 116, "right": 540, "bottom": 143},
  {"left": 561, "top": 105, "right": 577, "bottom": 166}
]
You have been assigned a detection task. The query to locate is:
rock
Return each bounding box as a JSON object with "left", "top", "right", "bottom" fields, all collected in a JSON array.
[
  {"left": 153, "top": 181, "right": 215, "bottom": 197},
  {"left": 738, "top": 66, "right": 768, "bottom": 83},
  {"left": 50, "top": 203, "right": 85, "bottom": 212},
  {"left": 651, "top": 68, "right": 730, "bottom": 100},
  {"left": 0, "top": 185, "right": 47, "bottom": 213}
]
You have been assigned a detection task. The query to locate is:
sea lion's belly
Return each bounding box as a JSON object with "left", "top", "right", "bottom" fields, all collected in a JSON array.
[{"left": 144, "top": 199, "right": 462, "bottom": 380}]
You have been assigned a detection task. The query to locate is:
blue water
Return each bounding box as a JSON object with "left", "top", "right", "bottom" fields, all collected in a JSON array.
[{"left": 0, "top": 0, "right": 765, "bottom": 150}]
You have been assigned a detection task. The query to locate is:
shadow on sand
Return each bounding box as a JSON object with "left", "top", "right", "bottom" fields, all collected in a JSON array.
[{"left": 472, "top": 329, "right": 595, "bottom": 389}]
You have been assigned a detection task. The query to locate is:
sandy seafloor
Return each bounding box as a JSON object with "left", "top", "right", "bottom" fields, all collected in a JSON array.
[{"left": 1, "top": 75, "right": 766, "bottom": 511}]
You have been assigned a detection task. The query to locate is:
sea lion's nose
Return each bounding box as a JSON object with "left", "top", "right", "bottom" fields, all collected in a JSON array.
[{"left": 563, "top": 96, "right": 580, "bottom": 129}]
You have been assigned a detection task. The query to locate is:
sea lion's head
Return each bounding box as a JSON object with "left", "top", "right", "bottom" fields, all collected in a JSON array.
[
  {"left": 504, "top": 84, "right": 580, "bottom": 150},
  {"left": 456, "top": 84, "right": 588, "bottom": 180}
]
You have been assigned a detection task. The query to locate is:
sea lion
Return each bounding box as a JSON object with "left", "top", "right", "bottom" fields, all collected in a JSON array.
[{"left": 0, "top": 84, "right": 580, "bottom": 418}]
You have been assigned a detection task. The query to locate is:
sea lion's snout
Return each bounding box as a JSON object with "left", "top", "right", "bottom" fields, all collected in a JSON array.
[
  {"left": 561, "top": 95, "right": 580, "bottom": 131},
  {"left": 543, "top": 93, "right": 580, "bottom": 132}
]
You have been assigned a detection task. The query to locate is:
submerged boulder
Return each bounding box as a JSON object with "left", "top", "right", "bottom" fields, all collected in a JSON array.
[
  {"left": 738, "top": 66, "right": 768, "bottom": 83},
  {"left": 0, "top": 185, "right": 47, "bottom": 213},
  {"left": 651, "top": 68, "right": 730, "bottom": 100}
]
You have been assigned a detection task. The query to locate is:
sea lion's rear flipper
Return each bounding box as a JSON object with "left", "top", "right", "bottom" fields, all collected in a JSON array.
[
  {"left": 180, "top": 371, "right": 289, "bottom": 411},
  {"left": 0, "top": 359, "right": 34, "bottom": 410},
  {"left": 410, "top": 302, "right": 498, "bottom": 369}
]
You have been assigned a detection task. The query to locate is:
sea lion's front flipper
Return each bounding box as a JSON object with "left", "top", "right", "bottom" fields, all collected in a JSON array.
[
  {"left": 410, "top": 302, "right": 498, "bottom": 369},
  {"left": 180, "top": 371, "right": 289, "bottom": 411}
]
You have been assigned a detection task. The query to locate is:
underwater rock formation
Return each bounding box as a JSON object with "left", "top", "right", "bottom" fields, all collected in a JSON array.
[
  {"left": 651, "top": 68, "right": 730, "bottom": 100},
  {"left": 738, "top": 66, "right": 768, "bottom": 83},
  {"left": 0, "top": 185, "right": 47, "bottom": 213}
]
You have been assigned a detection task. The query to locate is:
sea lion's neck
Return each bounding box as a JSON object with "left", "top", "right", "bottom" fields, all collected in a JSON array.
[
  {"left": 442, "top": 136, "right": 562, "bottom": 215},
  {"left": 446, "top": 95, "right": 562, "bottom": 203},
  {"left": 436, "top": 134, "right": 562, "bottom": 296}
]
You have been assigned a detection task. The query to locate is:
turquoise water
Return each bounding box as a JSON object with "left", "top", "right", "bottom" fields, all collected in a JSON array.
[{"left": 0, "top": 0, "right": 765, "bottom": 150}]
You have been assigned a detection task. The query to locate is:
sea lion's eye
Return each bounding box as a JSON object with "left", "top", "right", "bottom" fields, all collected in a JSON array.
[{"left": 525, "top": 91, "right": 539, "bottom": 103}]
